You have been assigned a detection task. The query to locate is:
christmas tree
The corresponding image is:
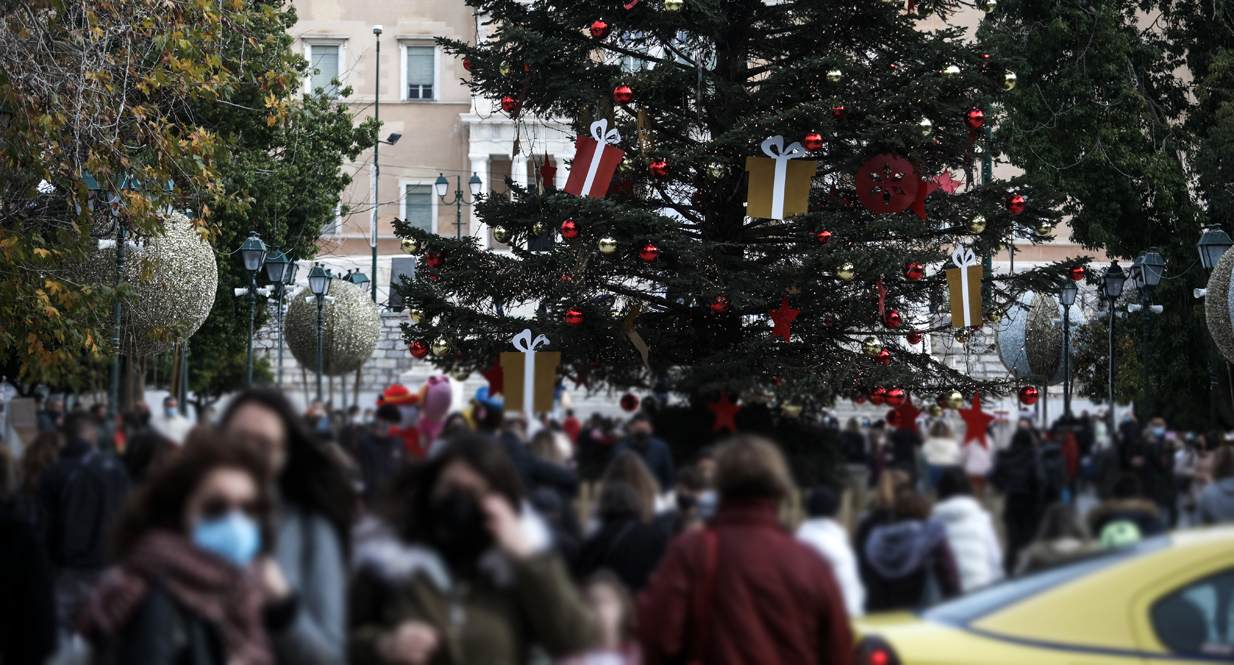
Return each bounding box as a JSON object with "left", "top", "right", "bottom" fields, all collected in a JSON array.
[{"left": 395, "top": 0, "right": 1074, "bottom": 413}]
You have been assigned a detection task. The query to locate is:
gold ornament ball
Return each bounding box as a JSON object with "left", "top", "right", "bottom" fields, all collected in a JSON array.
[
  {"left": 782, "top": 404, "right": 803, "bottom": 417},
  {"left": 837, "top": 261, "right": 856, "bottom": 281},
  {"left": 431, "top": 336, "right": 451, "bottom": 357},
  {"left": 927, "top": 404, "right": 944, "bottom": 418},
  {"left": 954, "top": 328, "right": 971, "bottom": 344},
  {"left": 826, "top": 69, "right": 843, "bottom": 84},
  {"left": 708, "top": 162, "right": 726, "bottom": 179},
  {"left": 618, "top": 159, "right": 634, "bottom": 174},
  {"left": 408, "top": 308, "right": 424, "bottom": 324},
  {"left": 916, "top": 2, "right": 933, "bottom": 17},
  {"left": 599, "top": 236, "right": 618, "bottom": 254},
  {"left": 985, "top": 308, "right": 1004, "bottom": 324},
  {"left": 451, "top": 367, "right": 470, "bottom": 381},
  {"left": 532, "top": 220, "right": 549, "bottom": 237},
  {"left": 492, "top": 226, "right": 512, "bottom": 244},
  {"left": 979, "top": 0, "right": 997, "bottom": 11},
  {"left": 967, "top": 214, "right": 987, "bottom": 234},
  {"left": 918, "top": 117, "right": 933, "bottom": 135},
  {"left": 942, "top": 64, "right": 961, "bottom": 79},
  {"left": 401, "top": 237, "right": 422, "bottom": 255},
  {"left": 945, "top": 390, "right": 964, "bottom": 410},
  {"left": 665, "top": 0, "right": 684, "bottom": 11},
  {"left": 1000, "top": 70, "right": 1017, "bottom": 91},
  {"left": 500, "top": 61, "right": 513, "bottom": 76},
  {"left": 862, "top": 336, "right": 882, "bottom": 357},
  {"left": 1036, "top": 220, "right": 1055, "bottom": 236}
]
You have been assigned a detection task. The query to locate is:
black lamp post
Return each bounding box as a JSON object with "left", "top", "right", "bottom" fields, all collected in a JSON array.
[
  {"left": 347, "top": 270, "right": 370, "bottom": 291},
  {"left": 239, "top": 232, "right": 269, "bottom": 386},
  {"left": 1060, "top": 280, "right": 1079, "bottom": 417},
  {"left": 1198, "top": 227, "right": 1233, "bottom": 432},
  {"left": 1132, "top": 250, "right": 1166, "bottom": 420},
  {"left": 308, "top": 263, "right": 331, "bottom": 402},
  {"left": 263, "top": 248, "right": 291, "bottom": 389},
  {"left": 435, "top": 172, "right": 484, "bottom": 239},
  {"left": 1100, "top": 262, "right": 1126, "bottom": 431}
]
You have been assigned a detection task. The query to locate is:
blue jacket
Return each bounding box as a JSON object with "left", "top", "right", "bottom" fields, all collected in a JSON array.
[{"left": 611, "top": 437, "right": 675, "bottom": 491}]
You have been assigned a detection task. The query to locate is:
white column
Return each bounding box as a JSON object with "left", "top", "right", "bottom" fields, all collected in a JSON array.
[
  {"left": 512, "top": 153, "right": 528, "bottom": 192},
  {"left": 470, "top": 154, "right": 491, "bottom": 249},
  {"left": 554, "top": 153, "right": 569, "bottom": 189}
]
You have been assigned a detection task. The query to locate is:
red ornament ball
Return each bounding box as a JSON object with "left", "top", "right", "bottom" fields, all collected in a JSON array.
[
  {"left": 590, "top": 19, "right": 611, "bottom": 39},
  {"left": 620, "top": 393, "right": 639, "bottom": 412},
  {"left": 649, "top": 159, "right": 669, "bottom": 179},
  {"left": 816, "top": 230, "right": 832, "bottom": 244},
  {"left": 565, "top": 307, "right": 585, "bottom": 326},
  {"left": 561, "top": 219, "right": 579, "bottom": 239},
  {"left": 523, "top": 63, "right": 531, "bottom": 72},
  {"left": 936, "top": 393, "right": 948, "bottom": 408},
  {"left": 409, "top": 340, "right": 430, "bottom": 359},
  {"left": 875, "top": 349, "right": 892, "bottom": 365},
  {"left": 501, "top": 95, "right": 518, "bottom": 114},
  {"left": 1006, "top": 194, "right": 1026, "bottom": 214},
  {"left": 869, "top": 386, "right": 887, "bottom": 406},
  {"left": 709, "top": 296, "right": 730, "bottom": 313},
  {"left": 853, "top": 394, "right": 868, "bottom": 405},
  {"left": 613, "top": 84, "right": 634, "bottom": 105},
  {"left": 965, "top": 108, "right": 985, "bottom": 129},
  {"left": 463, "top": 58, "right": 472, "bottom": 71},
  {"left": 882, "top": 310, "right": 902, "bottom": 329},
  {"left": 1070, "top": 266, "right": 1085, "bottom": 281},
  {"left": 639, "top": 242, "right": 660, "bottom": 262},
  {"left": 832, "top": 105, "right": 846, "bottom": 119},
  {"left": 886, "top": 409, "right": 900, "bottom": 427},
  {"left": 885, "top": 387, "right": 907, "bottom": 408},
  {"left": 425, "top": 252, "right": 444, "bottom": 269},
  {"left": 803, "top": 132, "right": 824, "bottom": 151},
  {"left": 1019, "top": 385, "right": 1039, "bottom": 406},
  {"left": 906, "top": 331, "right": 922, "bottom": 345},
  {"left": 904, "top": 262, "right": 924, "bottom": 281}
]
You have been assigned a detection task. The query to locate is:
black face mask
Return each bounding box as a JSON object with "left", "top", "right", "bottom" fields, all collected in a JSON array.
[
  {"left": 676, "top": 493, "right": 697, "bottom": 512},
  {"left": 431, "top": 492, "right": 493, "bottom": 566},
  {"left": 632, "top": 431, "right": 651, "bottom": 448}
]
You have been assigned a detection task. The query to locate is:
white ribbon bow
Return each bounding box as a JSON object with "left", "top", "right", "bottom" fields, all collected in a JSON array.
[
  {"left": 952, "top": 245, "right": 979, "bottom": 327},
  {"left": 513, "top": 328, "right": 550, "bottom": 416},
  {"left": 761, "top": 136, "right": 806, "bottom": 220},
  {"left": 582, "top": 120, "right": 622, "bottom": 196}
]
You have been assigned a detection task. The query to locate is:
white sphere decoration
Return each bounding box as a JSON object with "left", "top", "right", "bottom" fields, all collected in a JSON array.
[
  {"left": 1209, "top": 249, "right": 1234, "bottom": 363},
  {"left": 996, "top": 290, "right": 1085, "bottom": 386},
  {"left": 285, "top": 278, "right": 380, "bottom": 375}
]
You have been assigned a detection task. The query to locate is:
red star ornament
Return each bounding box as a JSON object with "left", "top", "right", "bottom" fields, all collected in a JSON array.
[
  {"left": 934, "top": 171, "right": 962, "bottom": 194},
  {"left": 768, "top": 296, "right": 801, "bottom": 343},
  {"left": 894, "top": 394, "right": 922, "bottom": 432},
  {"left": 910, "top": 176, "right": 941, "bottom": 222},
  {"left": 572, "top": 363, "right": 591, "bottom": 391},
  {"left": 479, "top": 357, "right": 504, "bottom": 397},
  {"left": 958, "top": 393, "right": 996, "bottom": 448},
  {"left": 708, "top": 392, "right": 742, "bottom": 433}
]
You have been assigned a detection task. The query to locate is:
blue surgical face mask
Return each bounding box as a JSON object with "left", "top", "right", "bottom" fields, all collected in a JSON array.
[
  {"left": 192, "top": 512, "right": 261, "bottom": 567},
  {"left": 166, "top": 407, "right": 178, "bottom": 418},
  {"left": 1152, "top": 427, "right": 1166, "bottom": 437}
]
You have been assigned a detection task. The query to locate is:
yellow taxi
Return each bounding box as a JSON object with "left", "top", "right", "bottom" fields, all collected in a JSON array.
[{"left": 852, "top": 527, "right": 1234, "bottom": 665}]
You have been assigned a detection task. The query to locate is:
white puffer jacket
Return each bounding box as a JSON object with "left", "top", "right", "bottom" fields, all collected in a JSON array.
[
  {"left": 931, "top": 496, "right": 1003, "bottom": 592},
  {"left": 796, "top": 518, "right": 866, "bottom": 617},
  {"left": 922, "top": 436, "right": 962, "bottom": 466}
]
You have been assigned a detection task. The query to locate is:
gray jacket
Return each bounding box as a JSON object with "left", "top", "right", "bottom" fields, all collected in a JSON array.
[
  {"left": 272, "top": 501, "right": 346, "bottom": 665},
  {"left": 1198, "top": 478, "right": 1234, "bottom": 526}
]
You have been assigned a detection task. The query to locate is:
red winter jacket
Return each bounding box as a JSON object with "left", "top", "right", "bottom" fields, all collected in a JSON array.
[{"left": 637, "top": 498, "right": 853, "bottom": 665}]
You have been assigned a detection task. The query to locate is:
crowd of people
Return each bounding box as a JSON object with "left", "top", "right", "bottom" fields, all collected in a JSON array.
[{"left": 2, "top": 385, "right": 1234, "bottom": 665}]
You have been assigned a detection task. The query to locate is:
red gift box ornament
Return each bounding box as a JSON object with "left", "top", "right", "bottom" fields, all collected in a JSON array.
[{"left": 564, "top": 119, "right": 626, "bottom": 199}]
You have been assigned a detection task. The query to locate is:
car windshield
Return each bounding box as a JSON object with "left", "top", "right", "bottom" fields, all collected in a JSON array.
[{"left": 921, "top": 537, "right": 1169, "bottom": 625}]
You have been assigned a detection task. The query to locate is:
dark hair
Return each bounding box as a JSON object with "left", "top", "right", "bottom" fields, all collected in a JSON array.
[
  {"left": 1034, "top": 503, "right": 1089, "bottom": 542},
  {"left": 221, "top": 389, "right": 355, "bottom": 545},
  {"left": 0, "top": 446, "right": 14, "bottom": 499},
  {"left": 601, "top": 451, "right": 660, "bottom": 521},
  {"left": 629, "top": 412, "right": 651, "bottom": 425},
  {"left": 695, "top": 446, "right": 717, "bottom": 463},
  {"left": 20, "top": 431, "right": 63, "bottom": 501},
  {"left": 936, "top": 467, "right": 973, "bottom": 501},
  {"left": 348, "top": 405, "right": 360, "bottom": 416},
  {"left": 1214, "top": 447, "right": 1234, "bottom": 480},
  {"left": 475, "top": 401, "right": 505, "bottom": 432},
  {"left": 890, "top": 487, "right": 931, "bottom": 522},
  {"left": 714, "top": 435, "right": 795, "bottom": 502},
  {"left": 1010, "top": 429, "right": 1037, "bottom": 450},
  {"left": 400, "top": 434, "right": 524, "bottom": 543},
  {"left": 89, "top": 403, "right": 106, "bottom": 416},
  {"left": 597, "top": 482, "right": 643, "bottom": 522},
  {"left": 63, "top": 411, "right": 94, "bottom": 443},
  {"left": 675, "top": 466, "right": 704, "bottom": 493},
  {"left": 123, "top": 431, "right": 177, "bottom": 485},
  {"left": 375, "top": 404, "right": 402, "bottom": 424},
  {"left": 111, "top": 433, "right": 274, "bottom": 559},
  {"left": 1111, "top": 473, "right": 1143, "bottom": 499},
  {"left": 805, "top": 486, "right": 839, "bottom": 518}
]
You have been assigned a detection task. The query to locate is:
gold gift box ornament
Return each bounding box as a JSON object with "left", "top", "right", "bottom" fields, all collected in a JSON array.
[
  {"left": 945, "top": 245, "right": 983, "bottom": 328},
  {"left": 500, "top": 329, "right": 561, "bottom": 415},
  {"left": 745, "top": 135, "right": 817, "bottom": 220}
]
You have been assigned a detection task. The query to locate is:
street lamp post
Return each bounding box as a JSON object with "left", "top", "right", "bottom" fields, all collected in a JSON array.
[
  {"left": 239, "top": 233, "right": 269, "bottom": 386},
  {"left": 1060, "top": 280, "right": 1079, "bottom": 417},
  {"left": 263, "top": 247, "right": 291, "bottom": 389},
  {"left": 1132, "top": 250, "right": 1166, "bottom": 420},
  {"left": 1100, "top": 262, "right": 1126, "bottom": 432},
  {"left": 372, "top": 25, "right": 382, "bottom": 303},
  {"left": 434, "top": 173, "right": 484, "bottom": 239},
  {"left": 308, "top": 263, "right": 331, "bottom": 402},
  {"left": 1198, "top": 227, "right": 1233, "bottom": 433}
]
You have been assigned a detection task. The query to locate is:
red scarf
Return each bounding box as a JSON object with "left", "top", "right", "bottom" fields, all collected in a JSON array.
[{"left": 79, "top": 531, "right": 273, "bottom": 665}]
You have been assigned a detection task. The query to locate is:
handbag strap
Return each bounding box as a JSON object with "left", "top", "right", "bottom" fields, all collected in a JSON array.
[{"left": 689, "top": 529, "right": 719, "bottom": 665}]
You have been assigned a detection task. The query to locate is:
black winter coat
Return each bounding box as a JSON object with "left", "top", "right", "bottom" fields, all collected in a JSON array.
[
  {"left": 0, "top": 504, "right": 55, "bottom": 665},
  {"left": 610, "top": 437, "right": 676, "bottom": 492},
  {"left": 498, "top": 432, "right": 579, "bottom": 498},
  {"left": 103, "top": 585, "right": 226, "bottom": 665},
  {"left": 576, "top": 516, "right": 668, "bottom": 591},
  {"left": 38, "top": 440, "right": 130, "bottom": 571},
  {"left": 991, "top": 445, "right": 1050, "bottom": 522}
]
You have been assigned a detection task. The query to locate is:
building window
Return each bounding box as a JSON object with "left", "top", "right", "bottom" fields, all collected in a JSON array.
[
  {"left": 406, "top": 46, "right": 435, "bottom": 100},
  {"left": 307, "top": 43, "right": 341, "bottom": 98},
  {"left": 322, "top": 204, "right": 341, "bottom": 236},
  {"left": 405, "top": 185, "right": 433, "bottom": 233}
]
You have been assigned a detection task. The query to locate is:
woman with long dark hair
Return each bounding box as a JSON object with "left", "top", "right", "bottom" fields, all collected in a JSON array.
[{"left": 222, "top": 389, "right": 355, "bottom": 665}]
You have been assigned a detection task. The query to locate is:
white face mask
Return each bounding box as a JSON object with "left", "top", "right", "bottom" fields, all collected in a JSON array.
[{"left": 351, "top": 415, "right": 364, "bottom": 425}]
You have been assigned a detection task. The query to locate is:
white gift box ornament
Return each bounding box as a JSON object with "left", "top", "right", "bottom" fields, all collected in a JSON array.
[
  {"left": 945, "top": 245, "right": 984, "bottom": 328},
  {"left": 745, "top": 135, "right": 817, "bottom": 220},
  {"left": 499, "top": 329, "right": 562, "bottom": 415}
]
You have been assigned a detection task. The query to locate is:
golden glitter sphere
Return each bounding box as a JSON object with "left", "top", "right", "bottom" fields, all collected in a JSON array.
[
  {"left": 927, "top": 404, "right": 944, "bottom": 418},
  {"left": 532, "top": 220, "right": 549, "bottom": 237},
  {"left": 618, "top": 159, "right": 634, "bottom": 174},
  {"left": 862, "top": 336, "right": 882, "bottom": 357},
  {"left": 782, "top": 404, "right": 803, "bottom": 417},
  {"left": 665, "top": 0, "right": 684, "bottom": 11},
  {"left": 954, "top": 328, "right": 971, "bottom": 344},
  {"left": 826, "top": 69, "right": 843, "bottom": 83},
  {"left": 942, "top": 64, "right": 961, "bottom": 79},
  {"left": 492, "top": 226, "right": 512, "bottom": 244},
  {"left": 408, "top": 308, "right": 424, "bottom": 324},
  {"left": 918, "top": 117, "right": 933, "bottom": 135},
  {"left": 451, "top": 367, "right": 470, "bottom": 381},
  {"left": 1036, "top": 220, "right": 1055, "bottom": 236},
  {"left": 945, "top": 390, "right": 964, "bottom": 410},
  {"left": 500, "top": 61, "right": 513, "bottom": 76},
  {"left": 916, "top": 2, "right": 933, "bottom": 17},
  {"left": 431, "top": 336, "right": 451, "bottom": 357},
  {"left": 837, "top": 261, "right": 856, "bottom": 281},
  {"left": 979, "top": 0, "right": 997, "bottom": 11},
  {"left": 1000, "top": 70, "right": 1017, "bottom": 91},
  {"left": 285, "top": 279, "right": 381, "bottom": 375},
  {"left": 986, "top": 308, "right": 1004, "bottom": 324},
  {"left": 400, "top": 237, "right": 422, "bottom": 255},
  {"left": 599, "top": 236, "right": 618, "bottom": 254},
  {"left": 967, "top": 214, "right": 987, "bottom": 234},
  {"left": 708, "top": 162, "right": 726, "bottom": 179}
]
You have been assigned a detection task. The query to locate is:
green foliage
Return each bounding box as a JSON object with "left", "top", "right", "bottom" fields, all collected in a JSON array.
[{"left": 1071, "top": 308, "right": 1142, "bottom": 407}]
